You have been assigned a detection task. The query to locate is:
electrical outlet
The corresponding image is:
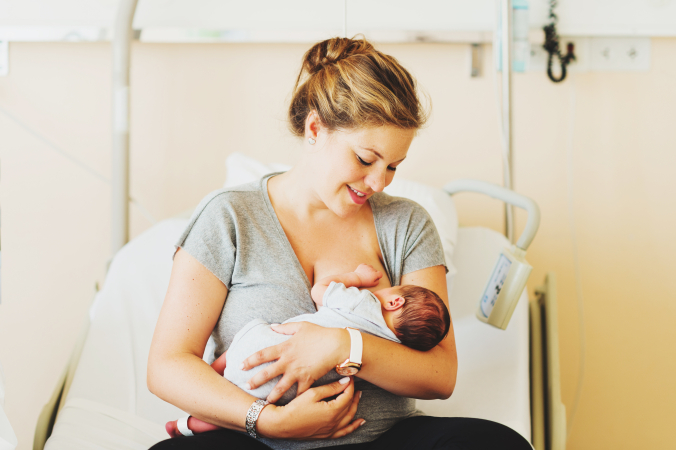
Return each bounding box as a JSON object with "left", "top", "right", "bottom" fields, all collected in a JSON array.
[
  {"left": 589, "top": 38, "right": 651, "bottom": 72},
  {"left": 0, "top": 40, "right": 7, "bottom": 76},
  {"left": 528, "top": 37, "right": 650, "bottom": 74}
]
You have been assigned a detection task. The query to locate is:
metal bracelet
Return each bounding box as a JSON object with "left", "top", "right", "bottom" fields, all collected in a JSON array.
[{"left": 245, "top": 399, "right": 269, "bottom": 439}]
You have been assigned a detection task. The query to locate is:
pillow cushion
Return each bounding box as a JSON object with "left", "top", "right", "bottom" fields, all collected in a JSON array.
[{"left": 223, "top": 152, "right": 458, "bottom": 279}]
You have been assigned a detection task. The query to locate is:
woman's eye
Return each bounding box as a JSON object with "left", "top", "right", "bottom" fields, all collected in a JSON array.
[
  {"left": 356, "top": 155, "right": 373, "bottom": 166},
  {"left": 387, "top": 166, "right": 397, "bottom": 172}
]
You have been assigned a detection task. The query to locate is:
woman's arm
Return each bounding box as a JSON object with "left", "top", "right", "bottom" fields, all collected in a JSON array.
[
  {"left": 358, "top": 264, "right": 456, "bottom": 399},
  {"left": 147, "top": 248, "right": 363, "bottom": 439},
  {"left": 243, "top": 264, "right": 457, "bottom": 403},
  {"left": 148, "top": 248, "right": 264, "bottom": 431}
]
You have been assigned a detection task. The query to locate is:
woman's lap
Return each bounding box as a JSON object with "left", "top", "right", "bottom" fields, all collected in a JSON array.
[{"left": 149, "top": 416, "right": 532, "bottom": 450}]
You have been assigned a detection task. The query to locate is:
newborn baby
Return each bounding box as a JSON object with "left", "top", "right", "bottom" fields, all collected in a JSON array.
[{"left": 166, "top": 264, "right": 450, "bottom": 437}]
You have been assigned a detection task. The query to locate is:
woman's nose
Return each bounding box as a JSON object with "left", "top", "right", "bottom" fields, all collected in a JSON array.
[{"left": 366, "top": 169, "right": 388, "bottom": 193}]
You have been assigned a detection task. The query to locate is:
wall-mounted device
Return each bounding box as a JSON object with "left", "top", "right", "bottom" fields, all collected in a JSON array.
[{"left": 444, "top": 179, "right": 541, "bottom": 330}]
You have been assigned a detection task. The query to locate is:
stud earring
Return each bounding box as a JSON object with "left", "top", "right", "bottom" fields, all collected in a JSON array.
[{"left": 308, "top": 137, "right": 316, "bottom": 145}]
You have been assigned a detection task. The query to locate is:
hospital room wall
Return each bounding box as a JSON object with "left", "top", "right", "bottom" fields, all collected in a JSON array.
[{"left": 0, "top": 40, "right": 674, "bottom": 449}]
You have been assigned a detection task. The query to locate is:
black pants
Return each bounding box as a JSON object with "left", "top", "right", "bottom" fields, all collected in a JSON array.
[{"left": 150, "top": 416, "right": 532, "bottom": 449}]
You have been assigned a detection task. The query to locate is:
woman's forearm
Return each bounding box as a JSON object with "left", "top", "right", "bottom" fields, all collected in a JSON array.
[
  {"left": 148, "top": 351, "right": 257, "bottom": 431},
  {"left": 357, "top": 332, "right": 457, "bottom": 400}
]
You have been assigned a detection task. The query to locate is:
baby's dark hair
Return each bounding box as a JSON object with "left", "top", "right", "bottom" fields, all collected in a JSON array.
[{"left": 393, "top": 285, "right": 451, "bottom": 351}]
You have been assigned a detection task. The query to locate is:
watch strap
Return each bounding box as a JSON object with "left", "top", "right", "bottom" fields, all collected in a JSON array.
[{"left": 345, "top": 327, "right": 362, "bottom": 365}]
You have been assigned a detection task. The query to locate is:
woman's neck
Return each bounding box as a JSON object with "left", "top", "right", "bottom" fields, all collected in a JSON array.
[{"left": 267, "top": 162, "right": 330, "bottom": 222}]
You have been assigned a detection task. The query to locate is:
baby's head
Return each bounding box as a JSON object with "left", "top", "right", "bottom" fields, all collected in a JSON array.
[{"left": 374, "top": 285, "right": 451, "bottom": 351}]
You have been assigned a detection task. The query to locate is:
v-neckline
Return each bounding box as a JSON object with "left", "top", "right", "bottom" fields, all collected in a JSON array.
[
  {"left": 259, "top": 173, "right": 393, "bottom": 294},
  {"left": 260, "top": 172, "right": 313, "bottom": 295}
]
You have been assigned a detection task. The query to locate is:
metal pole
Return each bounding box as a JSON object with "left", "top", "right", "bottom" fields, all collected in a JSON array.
[
  {"left": 112, "top": 0, "right": 138, "bottom": 255},
  {"left": 501, "top": 0, "right": 515, "bottom": 243},
  {"left": 343, "top": 0, "right": 348, "bottom": 38}
]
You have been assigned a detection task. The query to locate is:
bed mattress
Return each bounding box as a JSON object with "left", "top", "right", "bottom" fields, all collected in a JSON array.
[{"left": 45, "top": 220, "right": 531, "bottom": 449}]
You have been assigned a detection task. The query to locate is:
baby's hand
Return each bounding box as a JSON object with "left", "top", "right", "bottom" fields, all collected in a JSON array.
[{"left": 354, "top": 264, "right": 382, "bottom": 287}]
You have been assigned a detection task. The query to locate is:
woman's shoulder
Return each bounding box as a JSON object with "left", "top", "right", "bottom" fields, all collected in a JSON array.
[
  {"left": 191, "top": 180, "right": 265, "bottom": 218},
  {"left": 369, "top": 191, "right": 432, "bottom": 222}
]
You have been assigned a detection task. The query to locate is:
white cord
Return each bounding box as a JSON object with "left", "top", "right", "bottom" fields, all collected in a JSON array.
[
  {"left": 0, "top": 105, "right": 157, "bottom": 225},
  {"left": 491, "top": 36, "right": 515, "bottom": 241},
  {"left": 565, "top": 74, "right": 586, "bottom": 440}
]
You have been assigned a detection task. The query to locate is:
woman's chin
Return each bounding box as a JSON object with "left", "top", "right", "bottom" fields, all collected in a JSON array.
[{"left": 329, "top": 200, "right": 363, "bottom": 219}]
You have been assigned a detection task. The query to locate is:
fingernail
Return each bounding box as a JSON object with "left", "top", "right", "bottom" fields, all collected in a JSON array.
[
  {"left": 360, "top": 420, "right": 366, "bottom": 427},
  {"left": 359, "top": 391, "right": 362, "bottom": 399},
  {"left": 245, "top": 383, "right": 251, "bottom": 390},
  {"left": 339, "top": 377, "right": 350, "bottom": 385},
  {"left": 239, "top": 363, "right": 244, "bottom": 370}
]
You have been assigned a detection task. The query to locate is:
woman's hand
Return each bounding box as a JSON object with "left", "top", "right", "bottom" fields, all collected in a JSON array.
[
  {"left": 241, "top": 322, "right": 349, "bottom": 404},
  {"left": 257, "top": 376, "right": 364, "bottom": 440}
]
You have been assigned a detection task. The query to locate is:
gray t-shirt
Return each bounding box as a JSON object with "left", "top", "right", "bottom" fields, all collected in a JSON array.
[
  {"left": 223, "top": 282, "right": 401, "bottom": 405},
  {"left": 175, "top": 172, "right": 447, "bottom": 449}
]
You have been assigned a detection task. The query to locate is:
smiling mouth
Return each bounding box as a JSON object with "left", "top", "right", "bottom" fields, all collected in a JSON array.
[{"left": 348, "top": 185, "right": 367, "bottom": 197}]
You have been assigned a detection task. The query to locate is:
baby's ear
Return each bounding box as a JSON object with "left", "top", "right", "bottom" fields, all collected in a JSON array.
[{"left": 385, "top": 296, "right": 405, "bottom": 311}]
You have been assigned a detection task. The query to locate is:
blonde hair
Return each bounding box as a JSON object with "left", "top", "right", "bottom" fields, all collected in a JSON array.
[{"left": 288, "top": 36, "right": 428, "bottom": 136}]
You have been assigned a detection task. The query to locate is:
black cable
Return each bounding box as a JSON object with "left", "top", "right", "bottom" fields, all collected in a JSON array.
[{"left": 543, "top": 0, "right": 575, "bottom": 83}]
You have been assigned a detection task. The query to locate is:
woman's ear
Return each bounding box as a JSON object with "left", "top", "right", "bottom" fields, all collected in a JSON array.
[
  {"left": 305, "top": 109, "right": 328, "bottom": 145},
  {"left": 384, "top": 296, "right": 405, "bottom": 311},
  {"left": 305, "top": 110, "right": 322, "bottom": 141}
]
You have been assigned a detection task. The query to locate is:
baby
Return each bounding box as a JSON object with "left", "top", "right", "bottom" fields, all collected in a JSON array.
[{"left": 166, "top": 264, "right": 450, "bottom": 437}]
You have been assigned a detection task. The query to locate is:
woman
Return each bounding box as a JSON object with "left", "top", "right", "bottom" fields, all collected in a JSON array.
[{"left": 147, "top": 37, "right": 530, "bottom": 450}]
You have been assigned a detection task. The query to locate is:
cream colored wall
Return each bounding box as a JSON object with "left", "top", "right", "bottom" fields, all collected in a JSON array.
[{"left": 1, "top": 40, "right": 675, "bottom": 449}]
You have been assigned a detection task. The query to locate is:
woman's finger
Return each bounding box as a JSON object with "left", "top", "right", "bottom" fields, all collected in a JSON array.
[
  {"left": 246, "top": 361, "right": 285, "bottom": 390},
  {"left": 265, "top": 373, "right": 297, "bottom": 404},
  {"left": 269, "top": 322, "right": 302, "bottom": 336},
  {"left": 331, "top": 389, "right": 362, "bottom": 433},
  {"left": 241, "top": 344, "right": 282, "bottom": 371},
  {"left": 295, "top": 378, "right": 315, "bottom": 398},
  {"left": 330, "top": 419, "right": 366, "bottom": 440},
  {"left": 307, "top": 376, "right": 353, "bottom": 403}
]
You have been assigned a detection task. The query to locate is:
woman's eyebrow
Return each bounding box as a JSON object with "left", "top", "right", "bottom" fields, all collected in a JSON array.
[{"left": 360, "top": 146, "right": 406, "bottom": 163}]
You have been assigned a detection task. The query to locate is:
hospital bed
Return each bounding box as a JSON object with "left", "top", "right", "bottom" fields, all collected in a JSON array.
[
  {"left": 32, "top": 0, "right": 566, "bottom": 444},
  {"left": 33, "top": 173, "right": 565, "bottom": 450}
]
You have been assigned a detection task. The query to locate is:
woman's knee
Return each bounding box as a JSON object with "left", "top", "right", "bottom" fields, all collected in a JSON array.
[
  {"left": 437, "top": 417, "right": 532, "bottom": 449},
  {"left": 375, "top": 416, "right": 532, "bottom": 450}
]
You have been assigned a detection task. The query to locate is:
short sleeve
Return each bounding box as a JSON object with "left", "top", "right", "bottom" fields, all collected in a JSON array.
[
  {"left": 401, "top": 202, "right": 448, "bottom": 277},
  {"left": 174, "top": 190, "right": 237, "bottom": 288},
  {"left": 371, "top": 194, "right": 448, "bottom": 286}
]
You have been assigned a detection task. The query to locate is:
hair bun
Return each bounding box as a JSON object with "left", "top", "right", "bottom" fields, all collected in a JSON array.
[
  {"left": 289, "top": 36, "right": 427, "bottom": 136},
  {"left": 304, "top": 36, "right": 373, "bottom": 74}
]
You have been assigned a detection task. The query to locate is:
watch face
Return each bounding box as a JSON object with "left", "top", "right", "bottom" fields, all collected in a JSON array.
[{"left": 336, "top": 366, "right": 360, "bottom": 376}]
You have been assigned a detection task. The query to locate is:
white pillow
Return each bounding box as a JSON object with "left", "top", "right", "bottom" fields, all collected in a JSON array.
[{"left": 224, "top": 152, "right": 458, "bottom": 278}]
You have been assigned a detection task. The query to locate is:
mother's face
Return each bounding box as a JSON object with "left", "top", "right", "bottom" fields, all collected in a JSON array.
[{"left": 306, "top": 117, "right": 415, "bottom": 218}]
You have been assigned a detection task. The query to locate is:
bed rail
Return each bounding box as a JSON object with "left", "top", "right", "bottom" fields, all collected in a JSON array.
[{"left": 530, "top": 272, "right": 566, "bottom": 450}]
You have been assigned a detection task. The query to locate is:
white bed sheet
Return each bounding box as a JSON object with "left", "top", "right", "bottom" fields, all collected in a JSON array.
[{"left": 45, "top": 220, "right": 530, "bottom": 449}]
